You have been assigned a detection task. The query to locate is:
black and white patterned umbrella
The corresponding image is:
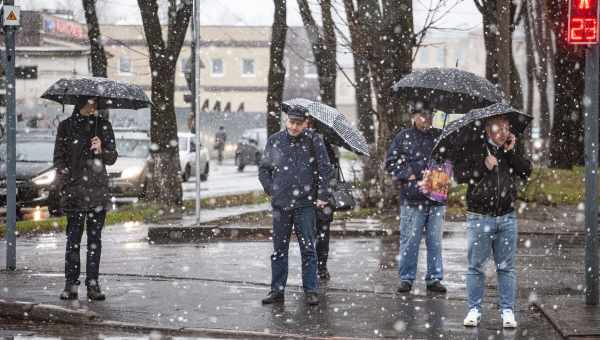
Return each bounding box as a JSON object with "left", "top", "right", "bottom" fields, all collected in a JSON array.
[
  {"left": 41, "top": 77, "right": 151, "bottom": 110},
  {"left": 392, "top": 68, "right": 506, "bottom": 113},
  {"left": 432, "top": 102, "right": 532, "bottom": 162},
  {"left": 283, "top": 98, "right": 370, "bottom": 156}
]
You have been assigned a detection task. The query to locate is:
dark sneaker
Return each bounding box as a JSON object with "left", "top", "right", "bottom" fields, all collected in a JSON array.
[
  {"left": 426, "top": 281, "right": 447, "bottom": 293},
  {"left": 397, "top": 281, "right": 412, "bottom": 293},
  {"left": 318, "top": 269, "right": 331, "bottom": 281},
  {"left": 306, "top": 292, "right": 319, "bottom": 306},
  {"left": 87, "top": 285, "right": 106, "bottom": 301},
  {"left": 59, "top": 283, "right": 78, "bottom": 300},
  {"left": 261, "top": 291, "right": 284, "bottom": 304}
]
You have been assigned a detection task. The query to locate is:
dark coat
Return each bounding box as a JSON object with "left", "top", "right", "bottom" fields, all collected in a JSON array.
[
  {"left": 385, "top": 127, "right": 443, "bottom": 206},
  {"left": 259, "top": 129, "right": 332, "bottom": 211},
  {"left": 53, "top": 113, "right": 118, "bottom": 212},
  {"left": 454, "top": 140, "right": 531, "bottom": 217}
]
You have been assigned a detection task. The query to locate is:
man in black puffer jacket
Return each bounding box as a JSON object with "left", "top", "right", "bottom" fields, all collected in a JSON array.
[
  {"left": 54, "top": 96, "right": 117, "bottom": 301},
  {"left": 455, "top": 115, "right": 531, "bottom": 329}
]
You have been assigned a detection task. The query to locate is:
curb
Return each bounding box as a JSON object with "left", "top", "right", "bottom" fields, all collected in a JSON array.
[
  {"left": 0, "top": 299, "right": 368, "bottom": 339},
  {"left": 0, "top": 299, "right": 99, "bottom": 323}
]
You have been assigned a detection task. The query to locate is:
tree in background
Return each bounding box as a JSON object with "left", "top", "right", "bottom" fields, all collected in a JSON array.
[
  {"left": 474, "top": 0, "right": 523, "bottom": 109},
  {"left": 266, "top": 0, "right": 287, "bottom": 137},
  {"left": 137, "top": 0, "right": 192, "bottom": 208},
  {"left": 547, "top": 0, "right": 585, "bottom": 168},
  {"left": 297, "top": 0, "right": 337, "bottom": 107},
  {"left": 82, "top": 0, "right": 109, "bottom": 118}
]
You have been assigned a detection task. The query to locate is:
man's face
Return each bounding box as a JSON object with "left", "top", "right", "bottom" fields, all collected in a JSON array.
[
  {"left": 413, "top": 112, "right": 433, "bottom": 130},
  {"left": 80, "top": 98, "right": 98, "bottom": 116},
  {"left": 286, "top": 117, "right": 307, "bottom": 136},
  {"left": 485, "top": 118, "right": 511, "bottom": 146}
]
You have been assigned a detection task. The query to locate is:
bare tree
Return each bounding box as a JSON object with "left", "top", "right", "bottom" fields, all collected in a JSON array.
[
  {"left": 548, "top": 0, "right": 585, "bottom": 168},
  {"left": 82, "top": 0, "right": 109, "bottom": 118},
  {"left": 342, "top": 0, "right": 375, "bottom": 145},
  {"left": 297, "top": 0, "right": 337, "bottom": 107},
  {"left": 266, "top": 0, "right": 287, "bottom": 137},
  {"left": 474, "top": 0, "right": 523, "bottom": 109},
  {"left": 137, "top": 0, "right": 192, "bottom": 208}
]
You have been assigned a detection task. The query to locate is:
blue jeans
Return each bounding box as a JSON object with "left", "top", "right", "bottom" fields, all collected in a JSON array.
[
  {"left": 65, "top": 209, "right": 106, "bottom": 286},
  {"left": 397, "top": 204, "right": 446, "bottom": 283},
  {"left": 466, "top": 212, "right": 517, "bottom": 311},
  {"left": 271, "top": 206, "right": 318, "bottom": 293}
]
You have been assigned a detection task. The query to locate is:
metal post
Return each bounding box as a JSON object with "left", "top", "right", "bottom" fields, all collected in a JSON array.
[
  {"left": 191, "top": 0, "right": 201, "bottom": 223},
  {"left": 3, "top": 1, "right": 17, "bottom": 271},
  {"left": 584, "top": 43, "right": 599, "bottom": 305}
]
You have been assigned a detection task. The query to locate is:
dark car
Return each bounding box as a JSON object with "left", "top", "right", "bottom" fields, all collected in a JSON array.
[
  {"left": 234, "top": 128, "right": 267, "bottom": 172},
  {"left": 0, "top": 134, "right": 60, "bottom": 218}
]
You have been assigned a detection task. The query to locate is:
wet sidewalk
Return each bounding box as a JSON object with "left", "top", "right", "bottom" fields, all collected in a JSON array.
[{"left": 0, "top": 208, "right": 595, "bottom": 339}]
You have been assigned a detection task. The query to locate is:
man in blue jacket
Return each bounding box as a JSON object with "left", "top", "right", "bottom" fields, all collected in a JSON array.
[
  {"left": 258, "top": 105, "right": 332, "bottom": 306},
  {"left": 385, "top": 109, "right": 447, "bottom": 294}
]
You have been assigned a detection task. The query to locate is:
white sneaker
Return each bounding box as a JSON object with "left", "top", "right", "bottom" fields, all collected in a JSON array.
[
  {"left": 463, "top": 308, "right": 481, "bottom": 327},
  {"left": 501, "top": 309, "right": 517, "bottom": 328}
]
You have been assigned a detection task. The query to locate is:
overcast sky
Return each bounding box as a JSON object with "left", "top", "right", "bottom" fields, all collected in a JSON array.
[{"left": 22, "top": 0, "right": 482, "bottom": 33}]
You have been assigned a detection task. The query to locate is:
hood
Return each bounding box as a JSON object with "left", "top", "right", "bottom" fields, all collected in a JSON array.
[
  {"left": 0, "top": 161, "right": 54, "bottom": 181},
  {"left": 106, "top": 157, "right": 148, "bottom": 174}
]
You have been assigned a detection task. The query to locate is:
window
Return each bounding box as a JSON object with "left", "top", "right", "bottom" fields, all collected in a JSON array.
[
  {"left": 241, "top": 58, "right": 255, "bottom": 76},
  {"left": 418, "top": 48, "right": 429, "bottom": 65},
  {"left": 211, "top": 58, "right": 224, "bottom": 77},
  {"left": 304, "top": 61, "right": 317, "bottom": 78},
  {"left": 119, "top": 56, "right": 132, "bottom": 74},
  {"left": 436, "top": 48, "right": 446, "bottom": 66},
  {"left": 180, "top": 57, "right": 189, "bottom": 74}
]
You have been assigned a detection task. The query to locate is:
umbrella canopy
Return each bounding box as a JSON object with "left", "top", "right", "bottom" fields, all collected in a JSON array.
[
  {"left": 282, "top": 98, "right": 370, "bottom": 156},
  {"left": 432, "top": 102, "right": 532, "bottom": 161},
  {"left": 392, "top": 68, "right": 506, "bottom": 113},
  {"left": 41, "top": 77, "right": 151, "bottom": 110}
]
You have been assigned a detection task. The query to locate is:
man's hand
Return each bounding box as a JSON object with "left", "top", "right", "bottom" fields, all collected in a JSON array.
[
  {"left": 408, "top": 174, "right": 416, "bottom": 181},
  {"left": 418, "top": 170, "right": 431, "bottom": 194},
  {"left": 90, "top": 136, "right": 102, "bottom": 154},
  {"left": 485, "top": 155, "right": 498, "bottom": 170},
  {"left": 316, "top": 200, "right": 328, "bottom": 209},
  {"left": 504, "top": 133, "right": 516, "bottom": 151}
]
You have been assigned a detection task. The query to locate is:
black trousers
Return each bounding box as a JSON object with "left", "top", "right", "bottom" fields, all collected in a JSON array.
[
  {"left": 64, "top": 209, "right": 106, "bottom": 286},
  {"left": 316, "top": 210, "right": 333, "bottom": 271}
]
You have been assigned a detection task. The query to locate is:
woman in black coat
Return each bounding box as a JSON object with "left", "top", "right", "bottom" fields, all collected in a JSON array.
[{"left": 53, "top": 96, "right": 117, "bottom": 301}]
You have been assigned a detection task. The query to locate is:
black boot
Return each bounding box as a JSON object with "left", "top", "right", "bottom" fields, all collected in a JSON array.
[
  {"left": 426, "top": 281, "right": 447, "bottom": 293},
  {"left": 87, "top": 285, "right": 106, "bottom": 301},
  {"left": 305, "top": 292, "right": 319, "bottom": 306},
  {"left": 261, "top": 291, "right": 284, "bottom": 304},
  {"left": 59, "top": 282, "right": 79, "bottom": 300},
  {"left": 396, "top": 281, "right": 412, "bottom": 293}
]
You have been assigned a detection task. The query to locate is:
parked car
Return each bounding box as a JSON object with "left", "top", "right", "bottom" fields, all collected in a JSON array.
[
  {"left": 0, "top": 133, "right": 60, "bottom": 218},
  {"left": 106, "top": 130, "right": 152, "bottom": 198},
  {"left": 178, "top": 132, "right": 210, "bottom": 182},
  {"left": 234, "top": 128, "right": 267, "bottom": 172}
]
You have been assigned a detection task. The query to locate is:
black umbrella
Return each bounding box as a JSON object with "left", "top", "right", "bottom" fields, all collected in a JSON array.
[
  {"left": 392, "top": 68, "right": 506, "bottom": 113},
  {"left": 432, "top": 102, "right": 532, "bottom": 161},
  {"left": 282, "top": 98, "right": 370, "bottom": 156},
  {"left": 41, "top": 77, "right": 151, "bottom": 110}
]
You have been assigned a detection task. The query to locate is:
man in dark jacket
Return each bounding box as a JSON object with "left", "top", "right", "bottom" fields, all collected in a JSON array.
[
  {"left": 456, "top": 115, "right": 531, "bottom": 329},
  {"left": 258, "top": 105, "right": 332, "bottom": 306},
  {"left": 54, "top": 96, "right": 118, "bottom": 301},
  {"left": 385, "top": 109, "right": 447, "bottom": 294}
]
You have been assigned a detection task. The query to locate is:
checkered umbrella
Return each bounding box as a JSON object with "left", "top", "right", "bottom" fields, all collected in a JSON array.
[{"left": 283, "top": 98, "right": 370, "bottom": 156}]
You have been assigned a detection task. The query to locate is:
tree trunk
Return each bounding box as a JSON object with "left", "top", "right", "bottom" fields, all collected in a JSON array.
[
  {"left": 297, "top": 0, "right": 337, "bottom": 107},
  {"left": 343, "top": 0, "right": 375, "bottom": 144},
  {"left": 137, "top": 0, "right": 191, "bottom": 208},
  {"left": 266, "top": 0, "right": 287, "bottom": 137},
  {"left": 364, "top": 0, "right": 414, "bottom": 208},
  {"left": 82, "top": 0, "right": 109, "bottom": 119},
  {"left": 523, "top": 6, "right": 535, "bottom": 118},
  {"left": 548, "top": 0, "right": 585, "bottom": 168}
]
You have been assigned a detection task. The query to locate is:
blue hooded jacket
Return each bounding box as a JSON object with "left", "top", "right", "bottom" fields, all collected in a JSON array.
[
  {"left": 385, "top": 127, "right": 443, "bottom": 206},
  {"left": 259, "top": 129, "right": 332, "bottom": 210}
]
